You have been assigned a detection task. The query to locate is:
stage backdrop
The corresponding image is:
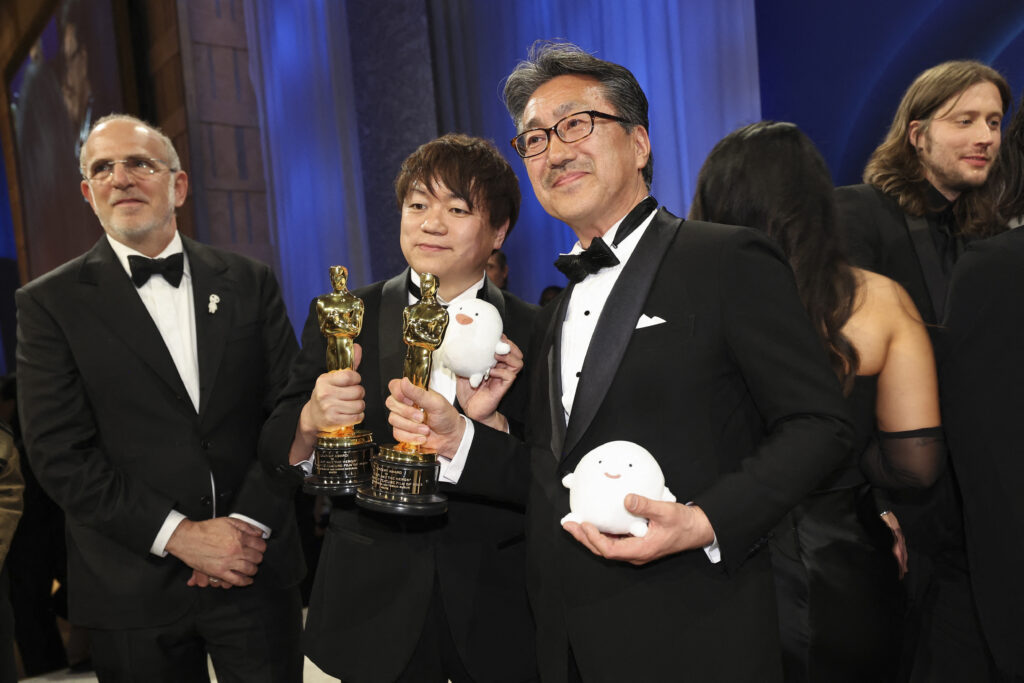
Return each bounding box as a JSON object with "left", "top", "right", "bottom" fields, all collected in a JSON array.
[{"left": 4, "top": 0, "right": 1019, "bottom": 339}]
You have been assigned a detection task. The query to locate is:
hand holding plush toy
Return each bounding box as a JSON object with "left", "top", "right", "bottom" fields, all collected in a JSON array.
[{"left": 561, "top": 441, "right": 676, "bottom": 537}]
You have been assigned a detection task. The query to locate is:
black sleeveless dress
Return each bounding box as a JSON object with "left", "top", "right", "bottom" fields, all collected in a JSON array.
[{"left": 770, "top": 375, "right": 903, "bottom": 683}]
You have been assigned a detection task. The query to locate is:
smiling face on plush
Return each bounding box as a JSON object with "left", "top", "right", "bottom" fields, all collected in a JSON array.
[
  {"left": 560, "top": 441, "right": 675, "bottom": 537},
  {"left": 435, "top": 298, "right": 509, "bottom": 387}
]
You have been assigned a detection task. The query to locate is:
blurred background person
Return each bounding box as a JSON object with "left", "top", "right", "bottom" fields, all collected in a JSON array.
[
  {"left": 538, "top": 284, "right": 563, "bottom": 306},
  {"left": 485, "top": 248, "right": 509, "bottom": 289},
  {"left": 0, "top": 375, "right": 74, "bottom": 676},
  {"left": 993, "top": 94, "right": 1024, "bottom": 228},
  {"left": 0, "top": 418, "right": 23, "bottom": 683}
]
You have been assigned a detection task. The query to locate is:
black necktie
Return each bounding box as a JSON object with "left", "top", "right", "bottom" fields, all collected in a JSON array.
[
  {"left": 128, "top": 253, "right": 184, "bottom": 288},
  {"left": 553, "top": 196, "right": 658, "bottom": 283}
]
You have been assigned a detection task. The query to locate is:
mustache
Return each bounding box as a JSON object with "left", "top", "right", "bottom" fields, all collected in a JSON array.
[
  {"left": 543, "top": 161, "right": 592, "bottom": 188},
  {"left": 109, "top": 193, "right": 146, "bottom": 206}
]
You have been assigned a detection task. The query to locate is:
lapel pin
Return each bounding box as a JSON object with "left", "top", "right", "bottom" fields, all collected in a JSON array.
[{"left": 208, "top": 294, "right": 220, "bottom": 314}]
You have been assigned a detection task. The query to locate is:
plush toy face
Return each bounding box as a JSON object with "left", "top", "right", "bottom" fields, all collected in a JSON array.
[
  {"left": 436, "top": 299, "right": 506, "bottom": 386},
  {"left": 561, "top": 441, "right": 675, "bottom": 537}
]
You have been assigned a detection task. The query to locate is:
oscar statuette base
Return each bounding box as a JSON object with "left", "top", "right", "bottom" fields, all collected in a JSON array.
[
  {"left": 303, "top": 429, "right": 374, "bottom": 496},
  {"left": 354, "top": 443, "right": 447, "bottom": 516}
]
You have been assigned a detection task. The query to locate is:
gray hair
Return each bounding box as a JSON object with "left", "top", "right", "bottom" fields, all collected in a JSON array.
[
  {"left": 79, "top": 113, "right": 181, "bottom": 171},
  {"left": 503, "top": 40, "right": 653, "bottom": 187}
]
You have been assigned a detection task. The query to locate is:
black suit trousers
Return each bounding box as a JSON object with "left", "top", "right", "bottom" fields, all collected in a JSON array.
[{"left": 89, "top": 584, "right": 302, "bottom": 683}]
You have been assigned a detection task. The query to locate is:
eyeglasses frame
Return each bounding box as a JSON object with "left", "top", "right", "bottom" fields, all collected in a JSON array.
[
  {"left": 509, "top": 110, "right": 633, "bottom": 159},
  {"left": 81, "top": 157, "right": 179, "bottom": 183}
]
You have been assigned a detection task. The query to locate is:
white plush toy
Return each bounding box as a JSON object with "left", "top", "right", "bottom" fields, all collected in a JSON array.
[
  {"left": 561, "top": 441, "right": 676, "bottom": 537},
  {"left": 435, "top": 299, "right": 510, "bottom": 388}
]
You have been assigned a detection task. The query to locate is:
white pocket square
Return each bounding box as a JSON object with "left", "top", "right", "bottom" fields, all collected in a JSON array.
[{"left": 636, "top": 314, "right": 666, "bottom": 329}]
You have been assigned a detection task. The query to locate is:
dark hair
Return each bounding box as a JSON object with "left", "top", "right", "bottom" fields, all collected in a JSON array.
[
  {"left": 539, "top": 285, "right": 563, "bottom": 306},
  {"left": 995, "top": 97, "right": 1024, "bottom": 223},
  {"left": 690, "top": 121, "right": 859, "bottom": 392},
  {"left": 503, "top": 40, "right": 653, "bottom": 188},
  {"left": 864, "top": 60, "right": 1010, "bottom": 237},
  {"left": 489, "top": 249, "right": 507, "bottom": 268},
  {"left": 394, "top": 134, "right": 520, "bottom": 234}
]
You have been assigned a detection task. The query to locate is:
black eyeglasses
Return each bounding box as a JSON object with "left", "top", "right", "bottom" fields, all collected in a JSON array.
[{"left": 510, "top": 110, "right": 632, "bottom": 158}]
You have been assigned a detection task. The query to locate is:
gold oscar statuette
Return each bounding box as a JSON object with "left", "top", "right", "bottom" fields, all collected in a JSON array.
[
  {"left": 303, "top": 265, "right": 376, "bottom": 495},
  {"left": 356, "top": 272, "right": 449, "bottom": 515}
]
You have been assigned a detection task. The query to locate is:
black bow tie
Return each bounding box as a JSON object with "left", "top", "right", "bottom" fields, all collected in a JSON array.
[
  {"left": 554, "top": 237, "right": 619, "bottom": 283},
  {"left": 128, "top": 253, "right": 184, "bottom": 288},
  {"left": 554, "top": 196, "right": 658, "bottom": 283}
]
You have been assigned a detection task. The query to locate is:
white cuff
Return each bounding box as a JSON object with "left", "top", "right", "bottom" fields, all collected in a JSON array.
[
  {"left": 151, "top": 510, "right": 187, "bottom": 557},
  {"left": 296, "top": 452, "right": 315, "bottom": 476},
  {"left": 229, "top": 513, "right": 272, "bottom": 539},
  {"left": 438, "top": 415, "right": 474, "bottom": 484},
  {"left": 685, "top": 500, "right": 721, "bottom": 564},
  {"left": 703, "top": 535, "right": 721, "bottom": 564}
]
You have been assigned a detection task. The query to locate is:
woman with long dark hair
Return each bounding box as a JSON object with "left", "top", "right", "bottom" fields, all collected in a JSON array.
[
  {"left": 690, "top": 121, "right": 945, "bottom": 683},
  {"left": 994, "top": 94, "right": 1024, "bottom": 227}
]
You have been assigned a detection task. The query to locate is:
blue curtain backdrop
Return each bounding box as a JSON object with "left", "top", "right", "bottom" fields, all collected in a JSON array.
[
  {"left": 428, "top": 0, "right": 761, "bottom": 304},
  {"left": 244, "top": 0, "right": 1024, "bottom": 319},
  {"left": 245, "top": 0, "right": 760, "bottom": 317},
  {"left": 244, "top": 0, "right": 373, "bottom": 328}
]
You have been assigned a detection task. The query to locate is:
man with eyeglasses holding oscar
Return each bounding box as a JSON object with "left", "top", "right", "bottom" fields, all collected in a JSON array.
[{"left": 16, "top": 114, "right": 304, "bottom": 683}]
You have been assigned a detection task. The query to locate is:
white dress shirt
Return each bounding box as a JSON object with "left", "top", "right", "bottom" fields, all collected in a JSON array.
[
  {"left": 558, "top": 210, "right": 654, "bottom": 419},
  {"left": 106, "top": 233, "right": 271, "bottom": 557}
]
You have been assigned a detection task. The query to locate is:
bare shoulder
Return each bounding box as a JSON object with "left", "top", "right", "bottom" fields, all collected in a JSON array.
[
  {"left": 845, "top": 269, "right": 928, "bottom": 375},
  {"left": 853, "top": 269, "right": 924, "bottom": 327}
]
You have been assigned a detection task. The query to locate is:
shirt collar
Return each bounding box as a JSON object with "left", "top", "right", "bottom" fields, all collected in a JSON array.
[
  {"left": 409, "top": 269, "right": 486, "bottom": 306},
  {"left": 924, "top": 183, "right": 955, "bottom": 217},
  {"left": 568, "top": 205, "right": 657, "bottom": 261}
]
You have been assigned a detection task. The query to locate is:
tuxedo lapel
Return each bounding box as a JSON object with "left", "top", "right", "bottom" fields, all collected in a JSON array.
[
  {"left": 899, "top": 214, "right": 940, "bottom": 323},
  {"left": 545, "top": 287, "right": 571, "bottom": 460},
  {"left": 184, "top": 237, "right": 232, "bottom": 418},
  {"left": 481, "top": 277, "right": 507, "bottom": 322},
  {"left": 377, "top": 271, "right": 408, "bottom": 395},
  {"left": 562, "top": 209, "right": 681, "bottom": 458},
  {"left": 77, "top": 238, "right": 191, "bottom": 403}
]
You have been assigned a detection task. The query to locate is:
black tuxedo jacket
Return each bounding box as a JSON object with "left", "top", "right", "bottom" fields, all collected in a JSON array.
[
  {"left": 940, "top": 229, "right": 1024, "bottom": 676},
  {"left": 259, "top": 271, "right": 539, "bottom": 683},
  {"left": 16, "top": 235, "right": 304, "bottom": 629},
  {"left": 462, "top": 210, "right": 853, "bottom": 682},
  {"left": 835, "top": 183, "right": 941, "bottom": 324}
]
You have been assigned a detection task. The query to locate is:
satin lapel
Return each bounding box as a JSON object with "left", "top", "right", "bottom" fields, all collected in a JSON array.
[
  {"left": 185, "top": 237, "right": 232, "bottom": 419},
  {"left": 77, "top": 238, "right": 190, "bottom": 402},
  {"left": 377, "top": 270, "right": 408, "bottom": 396},
  {"left": 481, "top": 277, "right": 507, "bottom": 322},
  {"left": 562, "top": 210, "right": 682, "bottom": 458},
  {"left": 546, "top": 286, "right": 571, "bottom": 460},
  {"left": 900, "top": 214, "right": 940, "bottom": 323}
]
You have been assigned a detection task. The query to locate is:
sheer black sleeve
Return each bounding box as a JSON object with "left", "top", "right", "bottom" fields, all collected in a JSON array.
[{"left": 860, "top": 426, "right": 947, "bottom": 489}]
